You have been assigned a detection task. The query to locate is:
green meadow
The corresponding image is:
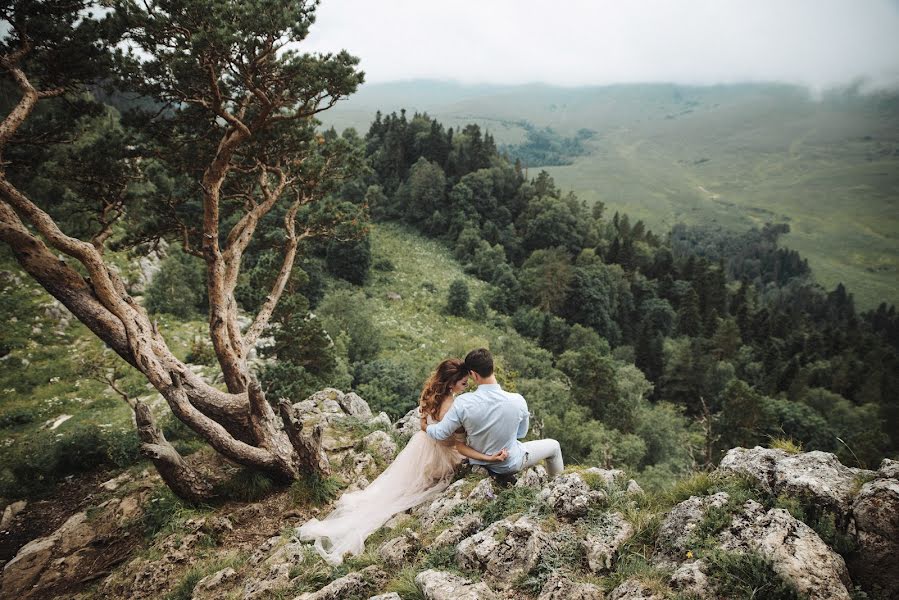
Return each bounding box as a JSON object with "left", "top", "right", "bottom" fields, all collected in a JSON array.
[{"left": 323, "top": 81, "right": 899, "bottom": 309}]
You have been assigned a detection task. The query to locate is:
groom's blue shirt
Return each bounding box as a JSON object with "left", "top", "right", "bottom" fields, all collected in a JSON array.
[{"left": 425, "top": 383, "right": 529, "bottom": 474}]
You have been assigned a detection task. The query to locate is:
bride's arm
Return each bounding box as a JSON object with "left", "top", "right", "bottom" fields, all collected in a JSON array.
[{"left": 455, "top": 443, "right": 509, "bottom": 463}]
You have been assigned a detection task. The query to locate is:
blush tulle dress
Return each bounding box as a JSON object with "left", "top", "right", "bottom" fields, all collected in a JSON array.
[{"left": 297, "top": 419, "right": 463, "bottom": 565}]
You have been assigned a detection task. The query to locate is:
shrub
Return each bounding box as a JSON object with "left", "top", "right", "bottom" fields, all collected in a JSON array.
[
  {"left": 0, "top": 407, "right": 37, "bottom": 428},
  {"left": 184, "top": 337, "right": 216, "bottom": 365},
  {"left": 0, "top": 424, "right": 143, "bottom": 498},
  {"left": 446, "top": 279, "right": 470, "bottom": 316}
]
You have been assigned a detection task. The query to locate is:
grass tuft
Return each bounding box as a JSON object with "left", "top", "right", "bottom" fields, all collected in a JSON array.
[
  {"left": 290, "top": 472, "right": 344, "bottom": 506},
  {"left": 770, "top": 437, "right": 803, "bottom": 454}
]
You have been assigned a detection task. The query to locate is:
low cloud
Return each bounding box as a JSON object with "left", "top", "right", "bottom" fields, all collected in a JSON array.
[{"left": 302, "top": 0, "right": 899, "bottom": 91}]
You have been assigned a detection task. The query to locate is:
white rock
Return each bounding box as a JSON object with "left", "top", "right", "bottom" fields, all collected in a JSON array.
[
  {"left": 433, "top": 513, "right": 483, "bottom": 548},
  {"left": 414, "top": 569, "right": 497, "bottom": 600},
  {"left": 455, "top": 515, "right": 553, "bottom": 589},
  {"left": 538, "top": 573, "right": 603, "bottom": 599},
  {"left": 717, "top": 447, "right": 872, "bottom": 520},
  {"left": 1, "top": 500, "right": 27, "bottom": 530},
  {"left": 669, "top": 560, "right": 710, "bottom": 598},
  {"left": 366, "top": 412, "right": 392, "bottom": 430},
  {"left": 466, "top": 478, "right": 496, "bottom": 502},
  {"left": 657, "top": 492, "right": 730, "bottom": 559},
  {"left": 719, "top": 500, "right": 852, "bottom": 600},
  {"left": 538, "top": 472, "right": 605, "bottom": 520},
  {"left": 363, "top": 430, "right": 397, "bottom": 461},
  {"left": 582, "top": 511, "right": 634, "bottom": 573},
  {"left": 848, "top": 476, "right": 899, "bottom": 599},
  {"left": 609, "top": 579, "right": 665, "bottom": 600},
  {"left": 195, "top": 567, "right": 237, "bottom": 591},
  {"left": 378, "top": 530, "right": 420, "bottom": 567},
  {"left": 515, "top": 465, "right": 548, "bottom": 489},
  {"left": 294, "top": 565, "right": 386, "bottom": 600}
]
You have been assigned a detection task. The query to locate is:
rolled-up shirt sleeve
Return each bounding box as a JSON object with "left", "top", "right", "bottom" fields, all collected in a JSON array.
[
  {"left": 516, "top": 400, "right": 529, "bottom": 439},
  {"left": 426, "top": 403, "right": 462, "bottom": 441}
]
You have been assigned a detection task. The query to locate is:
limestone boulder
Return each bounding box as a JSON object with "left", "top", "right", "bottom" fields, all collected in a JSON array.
[
  {"left": 433, "top": 513, "right": 483, "bottom": 549},
  {"left": 515, "top": 466, "right": 548, "bottom": 489},
  {"left": 363, "top": 430, "right": 397, "bottom": 461},
  {"left": 378, "top": 530, "right": 420, "bottom": 567},
  {"left": 582, "top": 511, "right": 634, "bottom": 573},
  {"left": 455, "top": 515, "right": 553, "bottom": 589},
  {"left": 538, "top": 472, "right": 605, "bottom": 520},
  {"left": 294, "top": 565, "right": 386, "bottom": 600},
  {"left": 467, "top": 478, "right": 496, "bottom": 502},
  {"left": 417, "top": 479, "right": 467, "bottom": 527},
  {"left": 414, "top": 569, "right": 498, "bottom": 600},
  {"left": 608, "top": 579, "right": 664, "bottom": 600},
  {"left": 847, "top": 465, "right": 899, "bottom": 600},
  {"left": 394, "top": 406, "right": 422, "bottom": 438},
  {"left": 719, "top": 500, "right": 852, "bottom": 600},
  {"left": 538, "top": 573, "right": 603, "bottom": 599},
  {"left": 668, "top": 560, "right": 710, "bottom": 598},
  {"left": 656, "top": 492, "right": 730, "bottom": 559},
  {"left": 717, "top": 447, "right": 873, "bottom": 521}
]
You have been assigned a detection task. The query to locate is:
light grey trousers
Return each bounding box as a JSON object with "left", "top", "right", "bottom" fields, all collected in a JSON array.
[{"left": 519, "top": 438, "right": 564, "bottom": 476}]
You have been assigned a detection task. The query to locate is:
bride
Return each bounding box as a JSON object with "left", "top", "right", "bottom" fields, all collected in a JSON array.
[{"left": 297, "top": 358, "right": 509, "bottom": 565}]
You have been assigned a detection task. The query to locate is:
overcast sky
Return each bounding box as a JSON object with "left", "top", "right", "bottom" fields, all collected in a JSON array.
[{"left": 302, "top": 0, "right": 899, "bottom": 91}]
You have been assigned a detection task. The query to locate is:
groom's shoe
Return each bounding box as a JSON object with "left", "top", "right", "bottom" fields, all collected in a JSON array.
[{"left": 486, "top": 468, "right": 517, "bottom": 488}]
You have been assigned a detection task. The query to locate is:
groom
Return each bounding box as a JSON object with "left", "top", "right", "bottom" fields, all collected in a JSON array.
[{"left": 425, "top": 348, "right": 564, "bottom": 478}]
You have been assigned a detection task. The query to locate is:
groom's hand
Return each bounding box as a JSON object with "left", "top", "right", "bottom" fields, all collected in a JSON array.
[{"left": 489, "top": 448, "right": 509, "bottom": 462}]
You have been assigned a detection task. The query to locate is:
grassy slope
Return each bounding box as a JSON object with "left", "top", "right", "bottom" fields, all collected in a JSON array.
[
  {"left": 321, "top": 81, "right": 899, "bottom": 309},
  {"left": 352, "top": 222, "right": 546, "bottom": 384},
  {"left": 0, "top": 223, "right": 551, "bottom": 498}
]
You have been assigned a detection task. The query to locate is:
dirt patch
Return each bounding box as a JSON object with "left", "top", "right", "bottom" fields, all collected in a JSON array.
[{"left": 0, "top": 468, "right": 115, "bottom": 564}]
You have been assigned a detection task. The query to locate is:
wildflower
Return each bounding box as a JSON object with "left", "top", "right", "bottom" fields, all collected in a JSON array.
[{"left": 686, "top": 550, "right": 694, "bottom": 559}]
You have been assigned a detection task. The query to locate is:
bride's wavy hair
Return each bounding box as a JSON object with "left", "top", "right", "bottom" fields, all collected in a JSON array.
[{"left": 419, "top": 358, "right": 469, "bottom": 419}]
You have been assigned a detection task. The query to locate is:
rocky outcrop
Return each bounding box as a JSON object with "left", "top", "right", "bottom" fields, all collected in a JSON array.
[
  {"left": 417, "top": 479, "right": 468, "bottom": 527},
  {"left": 379, "top": 530, "right": 420, "bottom": 567},
  {"left": 719, "top": 499, "right": 852, "bottom": 600},
  {"left": 394, "top": 406, "right": 421, "bottom": 438},
  {"left": 847, "top": 458, "right": 899, "bottom": 600},
  {"left": 415, "top": 569, "right": 497, "bottom": 600},
  {"left": 192, "top": 567, "right": 238, "bottom": 598},
  {"left": 538, "top": 472, "right": 605, "bottom": 519},
  {"left": 467, "top": 478, "right": 496, "bottom": 502},
  {"left": 718, "top": 447, "right": 873, "bottom": 521},
  {"left": 609, "top": 579, "right": 664, "bottom": 600},
  {"left": 363, "top": 430, "right": 397, "bottom": 461},
  {"left": 516, "top": 465, "right": 548, "bottom": 489},
  {"left": 582, "top": 511, "right": 634, "bottom": 573},
  {"left": 668, "top": 560, "right": 709, "bottom": 598},
  {"left": 456, "top": 515, "right": 554, "bottom": 589},
  {"left": 433, "top": 513, "right": 483, "bottom": 548},
  {"left": 294, "top": 565, "right": 386, "bottom": 600},
  {"left": 538, "top": 573, "right": 603, "bottom": 599},
  {"left": 244, "top": 563, "right": 291, "bottom": 599},
  {"left": 656, "top": 492, "right": 730, "bottom": 559},
  {"left": 1, "top": 490, "right": 149, "bottom": 599}
]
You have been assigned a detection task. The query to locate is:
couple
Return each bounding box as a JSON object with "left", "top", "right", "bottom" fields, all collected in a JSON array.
[{"left": 298, "top": 348, "right": 564, "bottom": 565}]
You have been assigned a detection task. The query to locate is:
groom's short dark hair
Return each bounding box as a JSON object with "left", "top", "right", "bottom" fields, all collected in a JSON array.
[{"left": 464, "top": 348, "right": 494, "bottom": 377}]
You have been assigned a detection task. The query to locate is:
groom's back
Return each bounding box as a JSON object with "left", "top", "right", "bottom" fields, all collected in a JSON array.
[{"left": 455, "top": 383, "right": 527, "bottom": 457}]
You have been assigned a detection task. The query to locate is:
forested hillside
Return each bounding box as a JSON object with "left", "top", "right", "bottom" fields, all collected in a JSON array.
[{"left": 348, "top": 109, "right": 899, "bottom": 476}]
